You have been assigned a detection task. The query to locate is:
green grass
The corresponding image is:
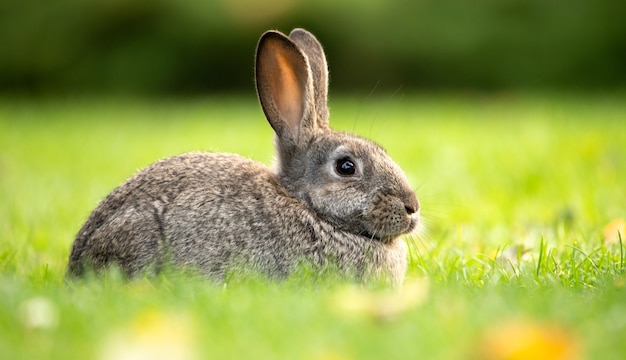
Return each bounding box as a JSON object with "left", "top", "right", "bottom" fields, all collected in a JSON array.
[{"left": 1, "top": 94, "right": 625, "bottom": 359}]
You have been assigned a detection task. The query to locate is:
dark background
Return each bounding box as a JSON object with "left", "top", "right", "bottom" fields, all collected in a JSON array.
[{"left": 2, "top": 0, "right": 624, "bottom": 95}]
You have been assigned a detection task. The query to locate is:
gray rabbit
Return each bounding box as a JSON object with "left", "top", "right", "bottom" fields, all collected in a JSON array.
[{"left": 67, "top": 29, "right": 420, "bottom": 287}]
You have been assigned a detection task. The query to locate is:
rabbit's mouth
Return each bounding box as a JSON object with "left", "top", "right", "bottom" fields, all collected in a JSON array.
[
  {"left": 406, "top": 214, "right": 419, "bottom": 234},
  {"left": 363, "top": 213, "right": 419, "bottom": 243}
]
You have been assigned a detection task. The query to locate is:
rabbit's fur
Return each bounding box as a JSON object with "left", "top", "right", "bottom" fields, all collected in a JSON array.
[{"left": 67, "top": 29, "right": 419, "bottom": 286}]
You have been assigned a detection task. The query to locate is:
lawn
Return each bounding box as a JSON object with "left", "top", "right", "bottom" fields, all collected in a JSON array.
[{"left": 1, "top": 94, "right": 625, "bottom": 359}]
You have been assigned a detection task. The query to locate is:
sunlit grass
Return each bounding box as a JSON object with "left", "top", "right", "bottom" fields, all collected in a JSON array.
[{"left": 0, "top": 94, "right": 625, "bottom": 359}]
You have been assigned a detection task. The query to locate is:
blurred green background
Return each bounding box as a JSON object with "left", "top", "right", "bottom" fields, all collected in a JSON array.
[{"left": 2, "top": 0, "right": 624, "bottom": 95}]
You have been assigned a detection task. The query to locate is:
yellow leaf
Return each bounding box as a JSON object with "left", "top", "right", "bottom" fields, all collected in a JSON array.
[
  {"left": 330, "top": 278, "right": 429, "bottom": 322},
  {"left": 479, "top": 319, "right": 581, "bottom": 360},
  {"left": 604, "top": 218, "right": 625, "bottom": 245},
  {"left": 99, "top": 310, "right": 197, "bottom": 360}
]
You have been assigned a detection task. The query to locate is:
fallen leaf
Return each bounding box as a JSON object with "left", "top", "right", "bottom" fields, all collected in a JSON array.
[
  {"left": 99, "top": 310, "right": 196, "bottom": 360},
  {"left": 330, "top": 278, "right": 429, "bottom": 322},
  {"left": 19, "top": 296, "right": 58, "bottom": 330},
  {"left": 604, "top": 219, "right": 625, "bottom": 245},
  {"left": 479, "top": 318, "right": 580, "bottom": 360}
]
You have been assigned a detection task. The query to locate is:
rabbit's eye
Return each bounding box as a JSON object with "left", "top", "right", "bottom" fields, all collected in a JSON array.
[{"left": 335, "top": 157, "right": 356, "bottom": 176}]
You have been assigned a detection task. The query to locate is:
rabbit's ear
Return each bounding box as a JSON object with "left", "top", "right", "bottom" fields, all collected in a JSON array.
[
  {"left": 289, "top": 28, "right": 329, "bottom": 128},
  {"left": 256, "top": 30, "right": 315, "bottom": 146}
]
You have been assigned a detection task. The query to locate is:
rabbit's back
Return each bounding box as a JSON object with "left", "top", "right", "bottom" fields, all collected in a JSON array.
[
  {"left": 68, "top": 152, "right": 407, "bottom": 283},
  {"left": 67, "top": 152, "right": 279, "bottom": 277}
]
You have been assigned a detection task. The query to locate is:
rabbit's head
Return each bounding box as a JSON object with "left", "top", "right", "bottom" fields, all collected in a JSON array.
[{"left": 256, "top": 29, "right": 419, "bottom": 242}]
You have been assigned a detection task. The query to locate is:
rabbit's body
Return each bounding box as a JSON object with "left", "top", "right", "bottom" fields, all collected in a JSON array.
[
  {"left": 68, "top": 152, "right": 408, "bottom": 283},
  {"left": 67, "top": 29, "right": 419, "bottom": 286}
]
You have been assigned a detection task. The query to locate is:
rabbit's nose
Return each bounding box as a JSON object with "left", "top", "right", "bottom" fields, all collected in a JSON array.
[{"left": 403, "top": 195, "right": 420, "bottom": 215}]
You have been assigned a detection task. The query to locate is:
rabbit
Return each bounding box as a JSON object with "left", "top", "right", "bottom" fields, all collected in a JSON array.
[{"left": 66, "top": 28, "right": 420, "bottom": 287}]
